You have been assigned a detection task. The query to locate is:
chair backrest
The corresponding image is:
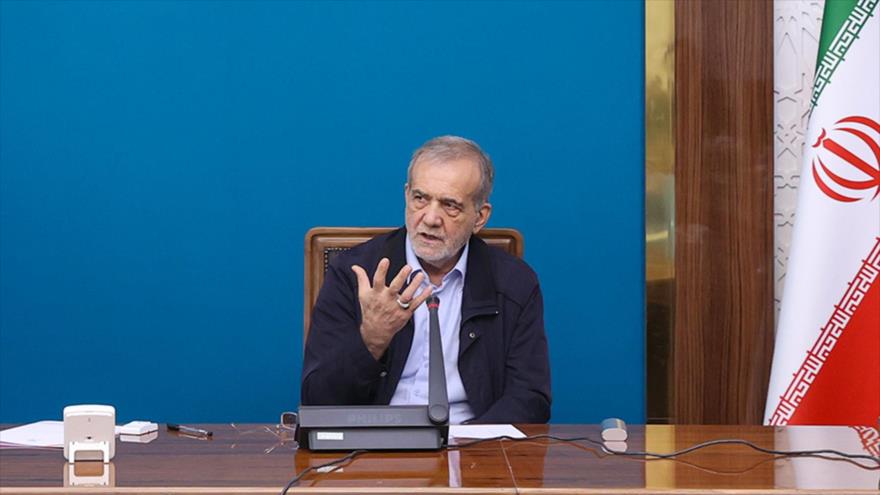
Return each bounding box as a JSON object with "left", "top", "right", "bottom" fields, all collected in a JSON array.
[{"left": 303, "top": 227, "right": 524, "bottom": 341}]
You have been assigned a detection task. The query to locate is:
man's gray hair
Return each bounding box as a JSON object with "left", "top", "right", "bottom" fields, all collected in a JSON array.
[{"left": 407, "top": 135, "right": 494, "bottom": 208}]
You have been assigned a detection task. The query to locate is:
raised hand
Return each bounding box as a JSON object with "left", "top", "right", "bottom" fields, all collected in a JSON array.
[{"left": 351, "top": 258, "right": 434, "bottom": 360}]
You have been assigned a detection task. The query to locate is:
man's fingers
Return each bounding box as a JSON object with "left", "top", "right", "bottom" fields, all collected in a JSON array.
[
  {"left": 388, "top": 265, "right": 413, "bottom": 293},
  {"left": 372, "top": 258, "right": 390, "bottom": 288},
  {"left": 399, "top": 271, "right": 425, "bottom": 302},
  {"left": 351, "top": 265, "right": 371, "bottom": 295},
  {"left": 409, "top": 285, "right": 434, "bottom": 310}
]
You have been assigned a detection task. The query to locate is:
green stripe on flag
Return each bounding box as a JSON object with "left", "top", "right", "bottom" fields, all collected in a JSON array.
[
  {"left": 810, "top": 0, "right": 879, "bottom": 108},
  {"left": 816, "top": 0, "right": 859, "bottom": 67}
]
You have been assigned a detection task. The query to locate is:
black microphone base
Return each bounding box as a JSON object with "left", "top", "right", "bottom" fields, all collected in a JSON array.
[{"left": 297, "top": 405, "right": 449, "bottom": 451}]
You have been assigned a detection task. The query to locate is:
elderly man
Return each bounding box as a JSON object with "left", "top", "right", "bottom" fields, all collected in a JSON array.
[{"left": 301, "top": 136, "right": 551, "bottom": 423}]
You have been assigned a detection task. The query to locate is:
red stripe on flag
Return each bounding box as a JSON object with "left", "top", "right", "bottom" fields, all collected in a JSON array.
[{"left": 769, "top": 238, "right": 880, "bottom": 426}]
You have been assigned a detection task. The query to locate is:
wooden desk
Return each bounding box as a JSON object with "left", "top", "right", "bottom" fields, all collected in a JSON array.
[{"left": 1, "top": 424, "right": 878, "bottom": 494}]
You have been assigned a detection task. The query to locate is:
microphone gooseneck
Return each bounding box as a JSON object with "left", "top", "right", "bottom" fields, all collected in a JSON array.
[{"left": 426, "top": 296, "right": 449, "bottom": 425}]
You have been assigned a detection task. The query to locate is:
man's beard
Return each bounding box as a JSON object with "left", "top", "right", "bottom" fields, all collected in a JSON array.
[{"left": 410, "top": 228, "right": 470, "bottom": 266}]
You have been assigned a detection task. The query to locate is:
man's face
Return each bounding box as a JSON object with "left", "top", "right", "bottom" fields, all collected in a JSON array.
[{"left": 405, "top": 157, "right": 491, "bottom": 271}]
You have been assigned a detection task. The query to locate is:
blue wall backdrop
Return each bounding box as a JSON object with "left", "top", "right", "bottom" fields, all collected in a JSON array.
[{"left": 0, "top": 0, "right": 644, "bottom": 424}]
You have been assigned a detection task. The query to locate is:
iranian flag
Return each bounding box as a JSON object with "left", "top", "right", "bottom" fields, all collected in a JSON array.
[{"left": 765, "top": 0, "right": 879, "bottom": 426}]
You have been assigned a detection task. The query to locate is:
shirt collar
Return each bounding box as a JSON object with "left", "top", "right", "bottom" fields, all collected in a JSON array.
[{"left": 405, "top": 233, "right": 469, "bottom": 287}]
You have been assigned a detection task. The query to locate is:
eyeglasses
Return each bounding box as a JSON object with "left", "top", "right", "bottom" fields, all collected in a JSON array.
[{"left": 228, "top": 412, "right": 299, "bottom": 453}]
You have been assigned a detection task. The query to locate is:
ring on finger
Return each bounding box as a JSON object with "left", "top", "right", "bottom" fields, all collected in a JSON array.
[{"left": 396, "top": 297, "right": 411, "bottom": 310}]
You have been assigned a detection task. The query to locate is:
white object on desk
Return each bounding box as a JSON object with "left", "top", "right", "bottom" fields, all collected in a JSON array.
[
  {"left": 0, "top": 420, "right": 65, "bottom": 448},
  {"left": 63, "top": 404, "right": 116, "bottom": 462},
  {"left": 601, "top": 417, "right": 628, "bottom": 441},
  {"left": 449, "top": 424, "right": 526, "bottom": 441},
  {"left": 117, "top": 421, "right": 158, "bottom": 436},
  {"left": 120, "top": 430, "right": 158, "bottom": 444}
]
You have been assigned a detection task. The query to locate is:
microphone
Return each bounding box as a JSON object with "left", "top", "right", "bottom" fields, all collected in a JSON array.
[
  {"left": 426, "top": 296, "right": 449, "bottom": 425},
  {"left": 295, "top": 295, "right": 451, "bottom": 450}
]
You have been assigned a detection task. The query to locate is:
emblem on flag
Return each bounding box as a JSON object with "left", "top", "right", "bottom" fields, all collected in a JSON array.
[{"left": 811, "top": 116, "right": 880, "bottom": 203}]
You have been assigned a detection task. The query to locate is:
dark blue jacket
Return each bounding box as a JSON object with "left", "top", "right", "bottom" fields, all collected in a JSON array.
[{"left": 301, "top": 227, "right": 551, "bottom": 423}]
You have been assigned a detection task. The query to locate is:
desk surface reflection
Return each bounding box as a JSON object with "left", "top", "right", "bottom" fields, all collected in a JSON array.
[{"left": 0, "top": 424, "right": 877, "bottom": 494}]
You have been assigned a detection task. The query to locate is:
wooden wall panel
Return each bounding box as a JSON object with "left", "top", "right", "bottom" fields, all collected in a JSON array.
[{"left": 673, "top": 0, "right": 775, "bottom": 424}]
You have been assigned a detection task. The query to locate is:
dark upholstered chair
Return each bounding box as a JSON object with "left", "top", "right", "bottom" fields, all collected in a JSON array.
[{"left": 303, "top": 227, "right": 524, "bottom": 342}]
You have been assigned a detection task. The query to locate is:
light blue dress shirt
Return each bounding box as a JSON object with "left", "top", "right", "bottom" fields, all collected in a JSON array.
[{"left": 389, "top": 235, "right": 475, "bottom": 424}]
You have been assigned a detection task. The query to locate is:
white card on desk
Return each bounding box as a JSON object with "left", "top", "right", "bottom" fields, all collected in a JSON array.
[
  {"left": 449, "top": 424, "right": 526, "bottom": 440},
  {"left": 0, "top": 420, "right": 64, "bottom": 448}
]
